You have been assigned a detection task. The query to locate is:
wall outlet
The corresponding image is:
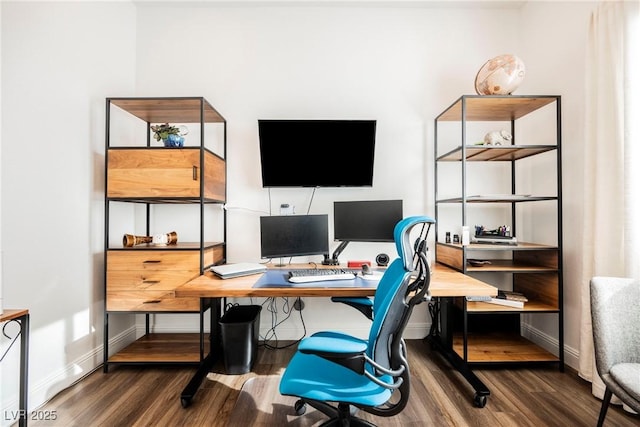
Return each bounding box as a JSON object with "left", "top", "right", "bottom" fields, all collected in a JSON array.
[{"left": 280, "top": 203, "right": 295, "bottom": 215}]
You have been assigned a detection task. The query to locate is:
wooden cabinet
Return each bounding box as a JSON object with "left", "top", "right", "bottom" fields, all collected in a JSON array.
[
  {"left": 104, "top": 97, "right": 226, "bottom": 369},
  {"left": 434, "top": 95, "right": 563, "bottom": 366},
  {"left": 107, "top": 148, "right": 225, "bottom": 200}
]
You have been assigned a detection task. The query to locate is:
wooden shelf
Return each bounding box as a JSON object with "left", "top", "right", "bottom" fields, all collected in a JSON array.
[
  {"left": 436, "top": 243, "right": 559, "bottom": 272},
  {"left": 108, "top": 333, "right": 205, "bottom": 364},
  {"left": 465, "top": 259, "right": 557, "bottom": 273},
  {"left": 438, "top": 242, "right": 557, "bottom": 251},
  {"left": 109, "top": 97, "right": 225, "bottom": 124},
  {"left": 108, "top": 242, "right": 225, "bottom": 251},
  {"left": 437, "top": 145, "right": 557, "bottom": 162},
  {"left": 453, "top": 332, "right": 559, "bottom": 363},
  {"left": 437, "top": 195, "right": 556, "bottom": 204},
  {"left": 436, "top": 95, "right": 557, "bottom": 122},
  {"left": 464, "top": 299, "right": 559, "bottom": 312}
]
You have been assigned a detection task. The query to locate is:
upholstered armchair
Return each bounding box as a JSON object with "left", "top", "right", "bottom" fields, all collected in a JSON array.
[{"left": 590, "top": 277, "right": 640, "bottom": 426}]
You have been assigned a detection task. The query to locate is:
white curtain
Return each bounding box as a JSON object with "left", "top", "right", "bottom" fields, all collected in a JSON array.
[{"left": 579, "top": 0, "right": 640, "bottom": 408}]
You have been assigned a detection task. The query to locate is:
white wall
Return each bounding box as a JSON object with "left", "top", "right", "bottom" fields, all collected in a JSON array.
[
  {"left": 132, "top": 0, "right": 523, "bottom": 339},
  {"left": 518, "top": 0, "right": 595, "bottom": 368},
  {"left": 0, "top": 0, "right": 597, "bottom": 417},
  {"left": 0, "top": 1, "right": 136, "bottom": 421}
]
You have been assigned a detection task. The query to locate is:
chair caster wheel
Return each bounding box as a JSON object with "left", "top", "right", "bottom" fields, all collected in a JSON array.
[
  {"left": 473, "top": 393, "right": 487, "bottom": 408},
  {"left": 181, "top": 397, "right": 191, "bottom": 408},
  {"left": 294, "top": 399, "right": 307, "bottom": 416}
]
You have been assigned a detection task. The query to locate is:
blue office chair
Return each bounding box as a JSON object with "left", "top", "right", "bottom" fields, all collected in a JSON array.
[{"left": 279, "top": 215, "right": 435, "bottom": 426}]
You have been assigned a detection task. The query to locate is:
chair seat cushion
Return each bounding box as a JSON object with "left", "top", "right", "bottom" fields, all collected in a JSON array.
[
  {"left": 280, "top": 334, "right": 393, "bottom": 407},
  {"left": 610, "top": 363, "right": 640, "bottom": 402}
]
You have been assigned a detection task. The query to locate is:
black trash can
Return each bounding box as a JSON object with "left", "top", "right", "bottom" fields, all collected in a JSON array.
[{"left": 219, "top": 305, "right": 262, "bottom": 374}]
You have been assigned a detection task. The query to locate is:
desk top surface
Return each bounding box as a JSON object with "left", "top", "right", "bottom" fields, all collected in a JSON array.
[
  {"left": 0, "top": 309, "right": 29, "bottom": 322},
  {"left": 176, "top": 263, "right": 496, "bottom": 298}
]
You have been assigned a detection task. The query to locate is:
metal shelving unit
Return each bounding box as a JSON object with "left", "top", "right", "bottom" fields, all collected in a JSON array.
[{"left": 433, "top": 95, "right": 563, "bottom": 368}]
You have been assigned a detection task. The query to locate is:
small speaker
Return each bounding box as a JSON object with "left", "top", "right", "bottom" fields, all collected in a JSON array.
[{"left": 376, "top": 253, "right": 389, "bottom": 267}]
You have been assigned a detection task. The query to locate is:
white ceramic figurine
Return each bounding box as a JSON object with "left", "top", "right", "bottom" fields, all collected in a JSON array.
[{"left": 483, "top": 129, "right": 512, "bottom": 146}]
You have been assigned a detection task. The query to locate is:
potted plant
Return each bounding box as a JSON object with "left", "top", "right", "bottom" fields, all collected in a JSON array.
[{"left": 151, "top": 123, "right": 188, "bottom": 147}]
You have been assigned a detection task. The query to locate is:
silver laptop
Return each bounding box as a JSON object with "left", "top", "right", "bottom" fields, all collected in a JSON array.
[{"left": 210, "top": 262, "right": 267, "bottom": 279}]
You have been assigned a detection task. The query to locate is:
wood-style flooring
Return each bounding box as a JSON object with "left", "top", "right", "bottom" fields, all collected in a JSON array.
[{"left": 29, "top": 339, "right": 638, "bottom": 426}]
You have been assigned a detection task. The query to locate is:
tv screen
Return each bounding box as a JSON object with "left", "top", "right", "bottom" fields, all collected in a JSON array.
[
  {"left": 258, "top": 119, "right": 376, "bottom": 187},
  {"left": 260, "top": 214, "right": 329, "bottom": 259},
  {"left": 334, "top": 200, "right": 403, "bottom": 242}
]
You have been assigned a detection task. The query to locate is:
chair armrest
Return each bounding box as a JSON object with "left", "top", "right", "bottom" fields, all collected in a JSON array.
[
  {"left": 330, "top": 297, "right": 373, "bottom": 320},
  {"left": 298, "top": 335, "right": 368, "bottom": 374}
]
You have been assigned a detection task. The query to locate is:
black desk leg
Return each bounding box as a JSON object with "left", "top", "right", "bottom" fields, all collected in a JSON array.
[
  {"left": 426, "top": 297, "right": 490, "bottom": 408},
  {"left": 19, "top": 313, "right": 30, "bottom": 427},
  {"left": 180, "top": 298, "right": 222, "bottom": 408}
]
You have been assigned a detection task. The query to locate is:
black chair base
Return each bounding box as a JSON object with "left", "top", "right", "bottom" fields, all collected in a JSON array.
[{"left": 299, "top": 399, "right": 377, "bottom": 427}]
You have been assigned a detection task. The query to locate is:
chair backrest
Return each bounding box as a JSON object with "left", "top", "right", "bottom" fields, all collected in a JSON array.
[
  {"left": 367, "top": 215, "right": 434, "bottom": 373},
  {"left": 590, "top": 276, "right": 640, "bottom": 375}
]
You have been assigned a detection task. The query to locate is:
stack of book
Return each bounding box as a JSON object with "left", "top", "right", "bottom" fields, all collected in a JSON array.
[{"left": 485, "top": 290, "right": 528, "bottom": 308}]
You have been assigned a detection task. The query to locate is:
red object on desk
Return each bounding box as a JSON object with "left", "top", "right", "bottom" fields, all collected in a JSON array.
[{"left": 347, "top": 260, "right": 371, "bottom": 268}]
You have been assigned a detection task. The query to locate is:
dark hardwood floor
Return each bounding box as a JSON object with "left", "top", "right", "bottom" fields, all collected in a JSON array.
[{"left": 29, "top": 339, "right": 638, "bottom": 426}]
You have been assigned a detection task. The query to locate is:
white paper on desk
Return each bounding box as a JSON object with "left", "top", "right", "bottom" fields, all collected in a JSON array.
[{"left": 359, "top": 272, "right": 383, "bottom": 281}]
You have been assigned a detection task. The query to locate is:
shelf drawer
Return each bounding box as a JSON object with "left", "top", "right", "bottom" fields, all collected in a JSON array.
[
  {"left": 106, "top": 290, "right": 200, "bottom": 312},
  {"left": 107, "top": 148, "right": 225, "bottom": 200},
  {"left": 107, "top": 250, "right": 203, "bottom": 271},
  {"left": 107, "top": 270, "right": 199, "bottom": 291}
]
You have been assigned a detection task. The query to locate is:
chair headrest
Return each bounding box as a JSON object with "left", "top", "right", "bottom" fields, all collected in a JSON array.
[{"left": 394, "top": 216, "right": 436, "bottom": 271}]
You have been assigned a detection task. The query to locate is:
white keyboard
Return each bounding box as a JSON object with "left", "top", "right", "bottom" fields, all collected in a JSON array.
[{"left": 287, "top": 269, "right": 357, "bottom": 283}]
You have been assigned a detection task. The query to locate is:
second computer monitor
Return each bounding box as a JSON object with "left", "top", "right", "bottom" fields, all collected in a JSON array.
[
  {"left": 333, "top": 199, "right": 403, "bottom": 242},
  {"left": 260, "top": 214, "right": 329, "bottom": 259}
]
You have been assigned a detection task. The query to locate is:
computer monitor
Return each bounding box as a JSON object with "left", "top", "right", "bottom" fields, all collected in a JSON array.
[
  {"left": 260, "top": 214, "right": 329, "bottom": 260},
  {"left": 324, "top": 200, "right": 403, "bottom": 265},
  {"left": 334, "top": 199, "right": 403, "bottom": 242}
]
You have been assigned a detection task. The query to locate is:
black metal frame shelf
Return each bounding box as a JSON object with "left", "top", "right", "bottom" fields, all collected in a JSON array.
[
  {"left": 103, "top": 97, "right": 227, "bottom": 371},
  {"left": 430, "top": 94, "right": 564, "bottom": 408}
]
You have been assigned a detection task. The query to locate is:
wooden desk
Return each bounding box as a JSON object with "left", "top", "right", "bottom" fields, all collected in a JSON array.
[
  {"left": 177, "top": 263, "right": 496, "bottom": 298},
  {"left": 175, "top": 263, "right": 496, "bottom": 408},
  {"left": 1, "top": 309, "right": 30, "bottom": 427}
]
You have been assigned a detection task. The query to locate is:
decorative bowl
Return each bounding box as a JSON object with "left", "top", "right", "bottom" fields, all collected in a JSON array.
[{"left": 475, "top": 54, "right": 525, "bottom": 95}]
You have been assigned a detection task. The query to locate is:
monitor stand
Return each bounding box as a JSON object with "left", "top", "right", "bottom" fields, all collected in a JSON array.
[{"left": 322, "top": 241, "right": 350, "bottom": 266}]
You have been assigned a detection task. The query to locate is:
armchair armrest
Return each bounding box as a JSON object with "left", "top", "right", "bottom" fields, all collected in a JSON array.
[
  {"left": 298, "top": 335, "right": 368, "bottom": 375},
  {"left": 331, "top": 297, "right": 373, "bottom": 320}
]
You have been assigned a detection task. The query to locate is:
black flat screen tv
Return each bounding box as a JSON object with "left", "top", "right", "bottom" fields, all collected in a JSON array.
[
  {"left": 258, "top": 119, "right": 376, "bottom": 187},
  {"left": 260, "top": 214, "right": 329, "bottom": 259},
  {"left": 334, "top": 200, "right": 403, "bottom": 242}
]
